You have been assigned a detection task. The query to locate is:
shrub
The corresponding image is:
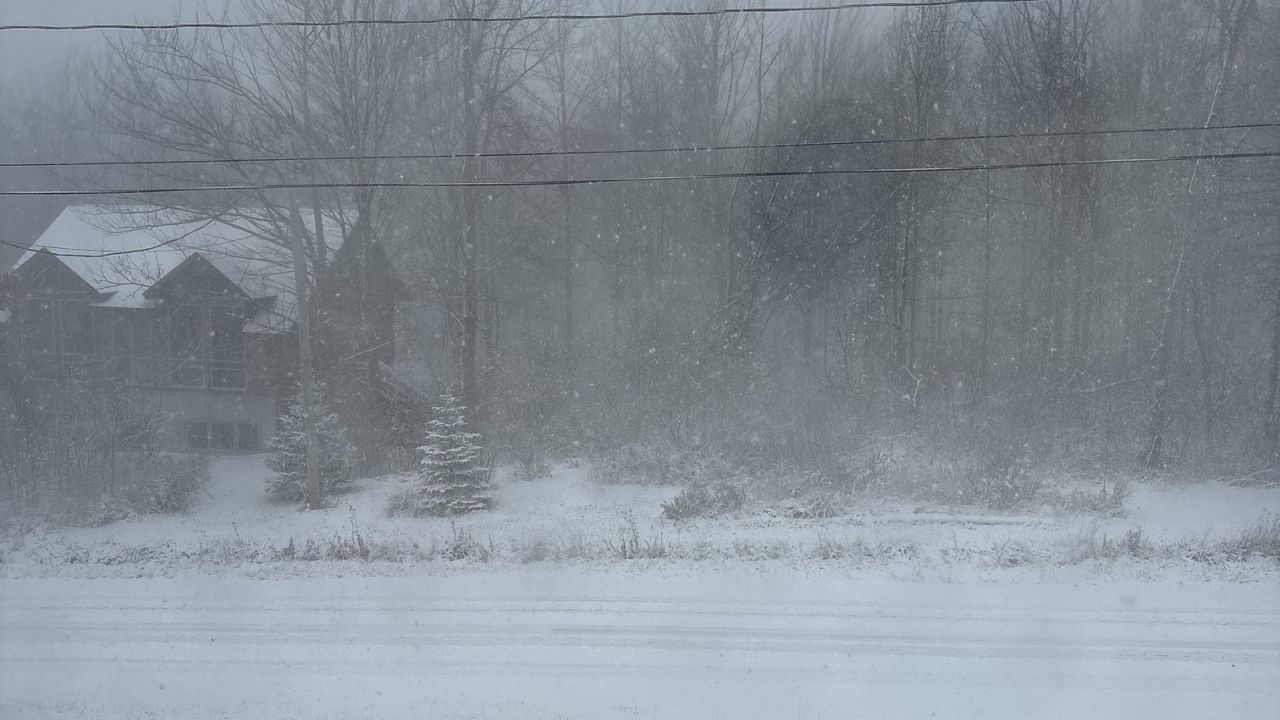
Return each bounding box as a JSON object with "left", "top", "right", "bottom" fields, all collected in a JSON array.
[
  {"left": 1064, "top": 524, "right": 1149, "bottom": 563},
  {"left": 772, "top": 493, "right": 842, "bottom": 519},
  {"left": 1058, "top": 479, "right": 1129, "bottom": 517},
  {"left": 385, "top": 487, "right": 418, "bottom": 518},
  {"left": 439, "top": 524, "right": 492, "bottom": 561},
  {"left": 352, "top": 446, "right": 417, "bottom": 479},
  {"left": 130, "top": 456, "right": 210, "bottom": 514},
  {"left": 504, "top": 429, "right": 554, "bottom": 481},
  {"left": 591, "top": 444, "right": 733, "bottom": 486},
  {"left": 661, "top": 480, "right": 747, "bottom": 520},
  {"left": 955, "top": 450, "right": 1038, "bottom": 510},
  {"left": 1209, "top": 515, "right": 1280, "bottom": 562},
  {"left": 616, "top": 513, "right": 666, "bottom": 559},
  {"left": 45, "top": 455, "right": 209, "bottom": 527},
  {"left": 512, "top": 452, "right": 552, "bottom": 482}
]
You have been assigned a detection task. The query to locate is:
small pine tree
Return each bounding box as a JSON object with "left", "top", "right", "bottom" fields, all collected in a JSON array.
[
  {"left": 412, "top": 395, "right": 493, "bottom": 515},
  {"left": 265, "top": 379, "right": 355, "bottom": 503}
]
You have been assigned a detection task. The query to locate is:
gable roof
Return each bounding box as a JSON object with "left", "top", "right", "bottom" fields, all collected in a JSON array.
[
  {"left": 7, "top": 205, "right": 346, "bottom": 334},
  {"left": 145, "top": 253, "right": 253, "bottom": 301},
  {"left": 6, "top": 249, "right": 103, "bottom": 297}
]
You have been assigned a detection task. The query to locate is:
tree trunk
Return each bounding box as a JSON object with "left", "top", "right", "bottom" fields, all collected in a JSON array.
[{"left": 1264, "top": 278, "right": 1280, "bottom": 450}]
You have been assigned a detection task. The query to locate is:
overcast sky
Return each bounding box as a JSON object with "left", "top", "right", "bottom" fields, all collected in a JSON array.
[{"left": 0, "top": 1, "right": 210, "bottom": 82}]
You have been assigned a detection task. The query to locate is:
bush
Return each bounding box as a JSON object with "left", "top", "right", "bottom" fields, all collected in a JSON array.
[
  {"left": 1209, "top": 515, "right": 1280, "bottom": 562},
  {"left": 512, "top": 451, "right": 552, "bottom": 482},
  {"left": 1064, "top": 524, "right": 1150, "bottom": 562},
  {"left": 1057, "top": 479, "right": 1129, "bottom": 516},
  {"left": 43, "top": 455, "right": 209, "bottom": 527},
  {"left": 954, "top": 450, "right": 1038, "bottom": 510},
  {"left": 439, "top": 524, "right": 492, "bottom": 561},
  {"left": 130, "top": 456, "right": 210, "bottom": 514},
  {"left": 616, "top": 513, "right": 666, "bottom": 559},
  {"left": 661, "top": 480, "right": 747, "bottom": 520},
  {"left": 772, "top": 493, "right": 842, "bottom": 519},
  {"left": 591, "top": 444, "right": 733, "bottom": 486}
]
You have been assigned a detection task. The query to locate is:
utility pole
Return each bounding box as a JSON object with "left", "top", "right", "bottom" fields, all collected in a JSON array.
[
  {"left": 289, "top": 196, "right": 322, "bottom": 509},
  {"left": 291, "top": 1, "right": 321, "bottom": 510}
]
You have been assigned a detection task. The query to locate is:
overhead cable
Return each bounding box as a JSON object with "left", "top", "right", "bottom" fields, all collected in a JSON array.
[
  {"left": 2, "top": 121, "right": 1276, "bottom": 170},
  {"left": 1, "top": 149, "right": 1276, "bottom": 198},
  {"left": 0, "top": 2, "right": 1035, "bottom": 32}
]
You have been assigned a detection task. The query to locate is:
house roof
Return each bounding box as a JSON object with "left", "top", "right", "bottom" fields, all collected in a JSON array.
[{"left": 7, "top": 205, "right": 346, "bottom": 334}]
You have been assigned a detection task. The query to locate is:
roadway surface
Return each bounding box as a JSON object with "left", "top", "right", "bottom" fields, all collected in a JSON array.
[{"left": 2, "top": 573, "right": 1278, "bottom": 718}]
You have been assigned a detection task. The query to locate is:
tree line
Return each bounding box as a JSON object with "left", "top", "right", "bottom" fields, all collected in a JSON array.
[{"left": 3, "top": 0, "right": 1278, "bottom": 477}]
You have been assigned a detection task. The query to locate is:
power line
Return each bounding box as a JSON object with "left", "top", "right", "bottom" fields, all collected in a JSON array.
[
  {"left": 0, "top": 223, "right": 221, "bottom": 259},
  {"left": 1, "top": 149, "right": 1276, "bottom": 199},
  {"left": 0, "top": 214, "right": 231, "bottom": 258},
  {"left": 3, "top": 121, "right": 1276, "bottom": 170},
  {"left": 0, "top": 2, "right": 1033, "bottom": 32}
]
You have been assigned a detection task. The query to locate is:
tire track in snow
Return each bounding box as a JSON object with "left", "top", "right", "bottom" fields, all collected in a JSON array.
[{"left": 3, "top": 583, "right": 1279, "bottom": 719}]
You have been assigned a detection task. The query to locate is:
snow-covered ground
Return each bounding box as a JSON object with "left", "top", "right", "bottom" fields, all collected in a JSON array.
[
  {"left": 2, "top": 571, "right": 1278, "bottom": 719},
  {"left": 2, "top": 455, "right": 1278, "bottom": 579},
  {"left": 2, "top": 458, "right": 1278, "bottom": 718}
]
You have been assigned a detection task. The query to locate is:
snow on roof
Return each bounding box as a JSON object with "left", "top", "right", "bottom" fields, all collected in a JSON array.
[{"left": 12, "top": 205, "right": 346, "bottom": 334}]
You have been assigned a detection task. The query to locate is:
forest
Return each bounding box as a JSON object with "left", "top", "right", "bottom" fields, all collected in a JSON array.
[{"left": 1, "top": 0, "right": 1278, "bottom": 492}]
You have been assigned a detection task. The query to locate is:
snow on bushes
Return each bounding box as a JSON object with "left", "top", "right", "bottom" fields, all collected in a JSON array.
[{"left": 662, "top": 481, "right": 747, "bottom": 520}]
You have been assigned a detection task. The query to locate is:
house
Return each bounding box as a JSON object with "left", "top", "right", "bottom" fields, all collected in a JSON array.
[{"left": 0, "top": 205, "right": 412, "bottom": 454}]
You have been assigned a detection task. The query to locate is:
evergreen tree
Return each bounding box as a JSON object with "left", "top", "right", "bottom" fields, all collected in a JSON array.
[
  {"left": 412, "top": 395, "right": 493, "bottom": 515},
  {"left": 265, "top": 379, "right": 355, "bottom": 503}
]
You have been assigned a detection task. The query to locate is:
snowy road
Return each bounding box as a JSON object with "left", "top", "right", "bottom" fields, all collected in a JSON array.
[{"left": 2, "top": 573, "right": 1278, "bottom": 719}]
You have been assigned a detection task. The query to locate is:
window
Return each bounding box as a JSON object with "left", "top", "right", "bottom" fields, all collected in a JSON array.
[
  {"left": 210, "top": 422, "right": 237, "bottom": 451},
  {"left": 186, "top": 421, "right": 209, "bottom": 450},
  {"left": 185, "top": 421, "right": 259, "bottom": 453},
  {"left": 170, "top": 364, "right": 205, "bottom": 388},
  {"left": 209, "top": 308, "right": 244, "bottom": 361},
  {"left": 237, "top": 424, "right": 260, "bottom": 452},
  {"left": 210, "top": 307, "right": 247, "bottom": 389},
  {"left": 166, "top": 304, "right": 246, "bottom": 390},
  {"left": 169, "top": 304, "right": 206, "bottom": 387},
  {"left": 210, "top": 366, "right": 246, "bottom": 389},
  {"left": 169, "top": 304, "right": 203, "bottom": 360}
]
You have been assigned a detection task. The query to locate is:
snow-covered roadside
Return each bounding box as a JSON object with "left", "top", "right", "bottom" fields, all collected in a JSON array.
[{"left": 2, "top": 456, "right": 1277, "bottom": 581}]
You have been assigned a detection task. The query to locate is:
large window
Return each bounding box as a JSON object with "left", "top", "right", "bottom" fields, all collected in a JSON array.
[
  {"left": 186, "top": 421, "right": 260, "bottom": 452},
  {"left": 168, "top": 304, "right": 205, "bottom": 387},
  {"left": 168, "top": 304, "right": 203, "bottom": 360},
  {"left": 18, "top": 299, "right": 99, "bottom": 358},
  {"left": 186, "top": 421, "right": 210, "bottom": 451},
  {"left": 167, "top": 304, "right": 246, "bottom": 390},
  {"left": 209, "top": 307, "right": 246, "bottom": 389},
  {"left": 210, "top": 422, "right": 237, "bottom": 451}
]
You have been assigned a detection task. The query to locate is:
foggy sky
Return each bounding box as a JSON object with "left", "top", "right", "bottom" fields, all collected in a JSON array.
[{"left": 0, "top": 0, "right": 211, "bottom": 83}]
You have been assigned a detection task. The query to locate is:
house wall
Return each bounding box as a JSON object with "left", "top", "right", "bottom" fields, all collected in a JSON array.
[
  {"left": 2, "top": 253, "right": 297, "bottom": 456},
  {"left": 143, "top": 387, "right": 278, "bottom": 454}
]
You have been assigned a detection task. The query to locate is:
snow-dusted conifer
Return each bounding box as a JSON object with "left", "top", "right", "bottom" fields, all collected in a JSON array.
[
  {"left": 413, "top": 395, "right": 493, "bottom": 515},
  {"left": 265, "top": 379, "right": 355, "bottom": 503}
]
